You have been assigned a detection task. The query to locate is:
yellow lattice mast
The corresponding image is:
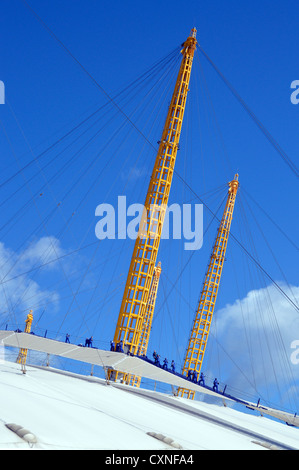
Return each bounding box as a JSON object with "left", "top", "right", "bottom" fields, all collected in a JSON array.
[
  {"left": 178, "top": 174, "right": 239, "bottom": 399},
  {"left": 108, "top": 28, "right": 197, "bottom": 386},
  {"left": 16, "top": 310, "right": 33, "bottom": 370}
]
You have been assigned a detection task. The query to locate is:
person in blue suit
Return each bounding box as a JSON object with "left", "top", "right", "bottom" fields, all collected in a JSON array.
[
  {"left": 154, "top": 354, "right": 161, "bottom": 367},
  {"left": 85, "top": 336, "right": 93, "bottom": 347},
  {"left": 198, "top": 372, "right": 205, "bottom": 386},
  {"left": 213, "top": 378, "right": 219, "bottom": 392}
]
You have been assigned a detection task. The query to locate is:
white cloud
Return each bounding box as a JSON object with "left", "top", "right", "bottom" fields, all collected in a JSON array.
[
  {"left": 213, "top": 283, "right": 299, "bottom": 404},
  {"left": 20, "top": 236, "right": 63, "bottom": 268},
  {"left": 0, "top": 237, "right": 63, "bottom": 325}
]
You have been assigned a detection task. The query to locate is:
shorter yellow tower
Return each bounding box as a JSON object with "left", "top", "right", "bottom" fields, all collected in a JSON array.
[
  {"left": 178, "top": 174, "right": 239, "bottom": 399},
  {"left": 16, "top": 310, "right": 33, "bottom": 371}
]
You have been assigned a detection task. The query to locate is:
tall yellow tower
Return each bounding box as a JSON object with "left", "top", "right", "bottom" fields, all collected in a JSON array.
[
  {"left": 109, "top": 29, "right": 197, "bottom": 386},
  {"left": 178, "top": 174, "right": 239, "bottom": 399}
]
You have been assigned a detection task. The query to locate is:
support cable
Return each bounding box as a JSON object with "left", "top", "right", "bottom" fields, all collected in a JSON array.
[
  {"left": 198, "top": 46, "right": 299, "bottom": 178},
  {"left": 19, "top": 1, "right": 299, "bottom": 314}
]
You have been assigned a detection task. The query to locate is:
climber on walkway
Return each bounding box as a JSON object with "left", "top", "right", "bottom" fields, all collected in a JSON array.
[
  {"left": 213, "top": 378, "right": 219, "bottom": 393},
  {"left": 198, "top": 372, "right": 205, "bottom": 386},
  {"left": 85, "top": 336, "right": 93, "bottom": 347}
]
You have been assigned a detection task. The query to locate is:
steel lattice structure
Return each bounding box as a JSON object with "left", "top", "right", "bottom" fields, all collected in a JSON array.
[
  {"left": 178, "top": 174, "right": 239, "bottom": 399},
  {"left": 108, "top": 29, "right": 197, "bottom": 386}
]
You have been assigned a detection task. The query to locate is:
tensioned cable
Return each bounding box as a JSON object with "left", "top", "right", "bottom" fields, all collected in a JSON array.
[
  {"left": 2, "top": 37, "right": 180, "bottom": 290},
  {"left": 237, "top": 193, "right": 298, "bottom": 409},
  {"left": 191, "top": 63, "right": 298, "bottom": 404},
  {"left": 14, "top": 7, "right": 297, "bottom": 401},
  {"left": 1, "top": 124, "right": 114, "bottom": 377},
  {"left": 1, "top": 59, "right": 177, "bottom": 305},
  {"left": 0, "top": 188, "right": 227, "bottom": 289},
  {"left": 59, "top": 55, "right": 182, "bottom": 337},
  {"left": 242, "top": 187, "right": 298, "bottom": 252},
  {"left": 0, "top": 50, "right": 180, "bottom": 313},
  {"left": 241, "top": 191, "right": 298, "bottom": 303},
  {"left": 174, "top": 171, "right": 299, "bottom": 312},
  {"left": 20, "top": 0, "right": 180, "bottom": 165},
  {"left": 153, "top": 191, "right": 228, "bottom": 323},
  {"left": 154, "top": 197, "right": 293, "bottom": 409},
  {"left": 237, "top": 192, "right": 289, "bottom": 404},
  {"left": 198, "top": 46, "right": 299, "bottom": 179},
  {"left": 0, "top": 248, "right": 124, "bottom": 319},
  {"left": 0, "top": 38, "right": 180, "bottom": 193},
  {"left": 0, "top": 46, "right": 180, "bottom": 239},
  {"left": 19, "top": 0, "right": 299, "bottom": 315},
  {"left": 1, "top": 110, "right": 112, "bottom": 352},
  {"left": 195, "top": 52, "right": 234, "bottom": 180}
]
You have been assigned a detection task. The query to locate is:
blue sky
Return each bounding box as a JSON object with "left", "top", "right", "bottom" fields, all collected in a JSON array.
[{"left": 0, "top": 0, "right": 298, "bottom": 413}]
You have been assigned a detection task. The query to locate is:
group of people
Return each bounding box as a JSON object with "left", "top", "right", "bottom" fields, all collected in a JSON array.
[
  {"left": 64, "top": 333, "right": 221, "bottom": 393},
  {"left": 153, "top": 351, "right": 220, "bottom": 392},
  {"left": 84, "top": 336, "right": 93, "bottom": 348},
  {"left": 110, "top": 340, "right": 124, "bottom": 352},
  {"left": 187, "top": 369, "right": 205, "bottom": 386},
  {"left": 152, "top": 351, "right": 176, "bottom": 373},
  {"left": 187, "top": 371, "right": 219, "bottom": 392},
  {"left": 65, "top": 334, "right": 93, "bottom": 348}
]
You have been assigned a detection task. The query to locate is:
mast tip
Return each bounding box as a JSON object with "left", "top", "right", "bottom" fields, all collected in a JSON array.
[{"left": 190, "top": 27, "right": 197, "bottom": 38}]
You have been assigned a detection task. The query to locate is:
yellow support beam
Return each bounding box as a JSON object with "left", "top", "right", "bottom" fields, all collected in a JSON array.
[
  {"left": 16, "top": 310, "right": 33, "bottom": 370},
  {"left": 116, "top": 262, "right": 163, "bottom": 387},
  {"left": 109, "top": 29, "right": 197, "bottom": 386},
  {"left": 138, "top": 261, "right": 162, "bottom": 357},
  {"left": 178, "top": 174, "right": 239, "bottom": 399}
]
